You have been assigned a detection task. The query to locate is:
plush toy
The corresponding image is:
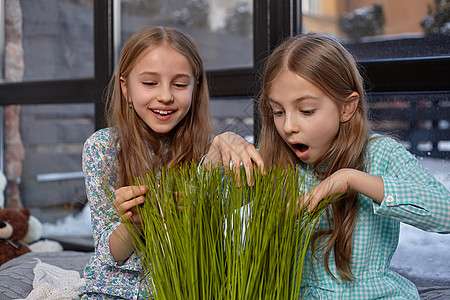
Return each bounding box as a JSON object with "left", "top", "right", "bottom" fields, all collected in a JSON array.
[
  {"left": 0, "top": 208, "right": 31, "bottom": 265},
  {"left": 22, "top": 215, "right": 43, "bottom": 244},
  {"left": 0, "top": 171, "right": 6, "bottom": 209}
]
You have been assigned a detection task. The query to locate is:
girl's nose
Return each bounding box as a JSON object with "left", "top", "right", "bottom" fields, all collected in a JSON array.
[
  {"left": 156, "top": 94, "right": 174, "bottom": 103},
  {"left": 156, "top": 85, "right": 174, "bottom": 103},
  {"left": 284, "top": 114, "right": 300, "bottom": 134}
]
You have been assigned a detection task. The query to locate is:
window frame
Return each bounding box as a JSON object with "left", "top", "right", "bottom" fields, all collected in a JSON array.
[
  {"left": 0, "top": 0, "right": 448, "bottom": 136},
  {"left": 0, "top": 0, "right": 114, "bottom": 131}
]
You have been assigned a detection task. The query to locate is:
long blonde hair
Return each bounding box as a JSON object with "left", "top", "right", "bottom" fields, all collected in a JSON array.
[
  {"left": 258, "top": 33, "right": 370, "bottom": 281},
  {"left": 106, "top": 26, "right": 214, "bottom": 187}
]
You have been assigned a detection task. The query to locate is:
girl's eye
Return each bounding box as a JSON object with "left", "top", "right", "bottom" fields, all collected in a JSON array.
[
  {"left": 143, "top": 82, "right": 157, "bottom": 86},
  {"left": 272, "top": 110, "right": 284, "bottom": 116},
  {"left": 301, "top": 109, "right": 315, "bottom": 116},
  {"left": 173, "top": 83, "right": 189, "bottom": 88}
]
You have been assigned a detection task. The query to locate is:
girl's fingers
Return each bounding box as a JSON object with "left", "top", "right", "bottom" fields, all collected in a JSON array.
[
  {"left": 240, "top": 156, "right": 256, "bottom": 186},
  {"left": 115, "top": 185, "right": 147, "bottom": 202},
  {"left": 119, "top": 211, "right": 132, "bottom": 223},
  {"left": 293, "top": 189, "right": 319, "bottom": 213},
  {"left": 213, "top": 132, "right": 265, "bottom": 185},
  {"left": 231, "top": 158, "right": 243, "bottom": 187},
  {"left": 124, "top": 195, "right": 145, "bottom": 210},
  {"left": 229, "top": 146, "right": 265, "bottom": 186},
  {"left": 221, "top": 153, "right": 232, "bottom": 176},
  {"left": 247, "top": 145, "right": 265, "bottom": 173},
  {"left": 119, "top": 203, "right": 143, "bottom": 225},
  {"left": 292, "top": 194, "right": 309, "bottom": 214},
  {"left": 115, "top": 196, "right": 145, "bottom": 220},
  {"left": 244, "top": 165, "right": 254, "bottom": 186},
  {"left": 307, "top": 196, "right": 319, "bottom": 213},
  {"left": 114, "top": 185, "right": 147, "bottom": 220}
]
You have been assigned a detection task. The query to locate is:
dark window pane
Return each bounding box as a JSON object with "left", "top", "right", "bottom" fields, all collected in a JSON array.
[
  {"left": 302, "top": 0, "right": 449, "bottom": 60},
  {"left": 120, "top": 0, "right": 253, "bottom": 70},
  {"left": 19, "top": 103, "right": 95, "bottom": 222},
  {"left": 19, "top": 0, "right": 94, "bottom": 82},
  {"left": 368, "top": 92, "right": 450, "bottom": 159},
  {"left": 211, "top": 97, "right": 254, "bottom": 142}
]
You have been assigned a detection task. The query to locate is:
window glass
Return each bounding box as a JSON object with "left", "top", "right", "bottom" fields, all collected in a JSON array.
[
  {"left": 211, "top": 97, "right": 254, "bottom": 143},
  {"left": 119, "top": 0, "right": 253, "bottom": 70},
  {"left": 303, "top": 0, "right": 321, "bottom": 16},
  {"left": 301, "top": 0, "right": 449, "bottom": 60},
  {"left": 1, "top": 0, "right": 95, "bottom": 241},
  {"left": 19, "top": 103, "right": 95, "bottom": 224},
  {"left": 1, "top": 0, "right": 95, "bottom": 83},
  {"left": 302, "top": 0, "right": 450, "bottom": 162},
  {"left": 368, "top": 92, "right": 450, "bottom": 158}
]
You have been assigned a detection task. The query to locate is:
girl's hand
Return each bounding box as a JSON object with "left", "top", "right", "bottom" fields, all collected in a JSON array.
[
  {"left": 301, "top": 169, "right": 351, "bottom": 213},
  {"left": 110, "top": 185, "right": 147, "bottom": 265},
  {"left": 113, "top": 185, "right": 147, "bottom": 225},
  {"left": 204, "top": 131, "right": 264, "bottom": 185},
  {"left": 297, "top": 169, "right": 384, "bottom": 213}
]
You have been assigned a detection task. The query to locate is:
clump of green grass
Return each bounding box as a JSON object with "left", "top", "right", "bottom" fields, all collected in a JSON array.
[{"left": 125, "top": 162, "right": 335, "bottom": 299}]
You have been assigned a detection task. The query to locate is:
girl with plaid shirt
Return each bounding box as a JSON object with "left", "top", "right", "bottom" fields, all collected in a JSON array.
[{"left": 249, "top": 32, "right": 450, "bottom": 299}]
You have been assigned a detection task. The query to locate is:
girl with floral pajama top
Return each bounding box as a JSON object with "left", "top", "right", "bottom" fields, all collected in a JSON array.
[
  {"left": 80, "top": 25, "right": 259, "bottom": 299},
  {"left": 80, "top": 25, "right": 215, "bottom": 299}
]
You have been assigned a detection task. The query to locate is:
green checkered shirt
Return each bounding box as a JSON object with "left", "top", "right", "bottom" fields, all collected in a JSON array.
[{"left": 298, "top": 135, "right": 450, "bottom": 299}]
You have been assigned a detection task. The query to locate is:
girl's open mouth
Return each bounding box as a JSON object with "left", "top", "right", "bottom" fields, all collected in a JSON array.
[
  {"left": 295, "top": 143, "right": 309, "bottom": 152},
  {"left": 292, "top": 143, "right": 309, "bottom": 159}
]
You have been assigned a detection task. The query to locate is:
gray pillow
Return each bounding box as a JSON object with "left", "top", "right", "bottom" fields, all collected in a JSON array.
[{"left": 0, "top": 251, "right": 92, "bottom": 300}]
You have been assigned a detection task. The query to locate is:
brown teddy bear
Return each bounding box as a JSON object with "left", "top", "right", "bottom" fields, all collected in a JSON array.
[{"left": 0, "top": 208, "right": 31, "bottom": 265}]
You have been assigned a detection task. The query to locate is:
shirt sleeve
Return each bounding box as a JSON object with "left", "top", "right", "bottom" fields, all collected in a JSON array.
[
  {"left": 82, "top": 129, "right": 142, "bottom": 271},
  {"left": 371, "top": 137, "right": 450, "bottom": 233}
]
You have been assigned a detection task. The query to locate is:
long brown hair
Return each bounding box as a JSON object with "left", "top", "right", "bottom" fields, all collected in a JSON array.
[
  {"left": 258, "top": 33, "right": 370, "bottom": 281},
  {"left": 105, "top": 26, "right": 214, "bottom": 187}
]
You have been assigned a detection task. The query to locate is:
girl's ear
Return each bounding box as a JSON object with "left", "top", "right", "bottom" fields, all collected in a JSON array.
[
  {"left": 119, "top": 76, "right": 129, "bottom": 101},
  {"left": 341, "top": 92, "right": 360, "bottom": 122}
]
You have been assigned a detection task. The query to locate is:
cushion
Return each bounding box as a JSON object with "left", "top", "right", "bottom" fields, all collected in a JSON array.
[{"left": 0, "top": 251, "right": 92, "bottom": 300}]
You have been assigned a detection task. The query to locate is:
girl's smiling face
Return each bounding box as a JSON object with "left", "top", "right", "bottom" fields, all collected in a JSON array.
[
  {"left": 120, "top": 42, "right": 195, "bottom": 135},
  {"left": 268, "top": 70, "right": 342, "bottom": 164}
]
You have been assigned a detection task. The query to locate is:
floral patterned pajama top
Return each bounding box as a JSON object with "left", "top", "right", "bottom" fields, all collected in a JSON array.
[{"left": 80, "top": 128, "right": 149, "bottom": 300}]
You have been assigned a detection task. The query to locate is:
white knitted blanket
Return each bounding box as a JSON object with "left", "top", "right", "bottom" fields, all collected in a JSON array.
[{"left": 16, "top": 259, "right": 85, "bottom": 300}]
